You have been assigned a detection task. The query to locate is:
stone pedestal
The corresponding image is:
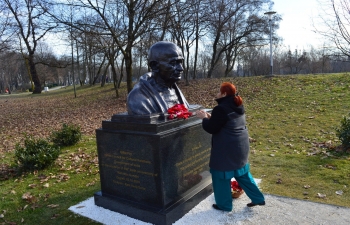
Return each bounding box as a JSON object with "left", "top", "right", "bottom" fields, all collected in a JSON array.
[{"left": 94, "top": 105, "right": 213, "bottom": 225}]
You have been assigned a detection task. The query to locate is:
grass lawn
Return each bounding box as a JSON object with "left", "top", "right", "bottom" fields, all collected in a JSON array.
[{"left": 0, "top": 73, "right": 349, "bottom": 224}]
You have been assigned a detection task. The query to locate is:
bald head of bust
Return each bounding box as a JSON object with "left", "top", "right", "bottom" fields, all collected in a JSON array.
[{"left": 148, "top": 41, "right": 184, "bottom": 87}]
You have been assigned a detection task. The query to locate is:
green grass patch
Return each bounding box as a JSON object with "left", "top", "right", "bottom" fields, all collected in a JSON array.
[
  {"left": 243, "top": 74, "right": 350, "bottom": 207},
  {"left": 1, "top": 74, "right": 350, "bottom": 224},
  {"left": 0, "top": 137, "right": 101, "bottom": 224}
]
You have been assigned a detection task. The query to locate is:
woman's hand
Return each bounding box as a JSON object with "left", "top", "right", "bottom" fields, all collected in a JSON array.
[{"left": 196, "top": 110, "right": 211, "bottom": 119}]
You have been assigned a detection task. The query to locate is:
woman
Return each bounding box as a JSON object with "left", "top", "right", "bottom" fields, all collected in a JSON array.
[{"left": 196, "top": 82, "right": 265, "bottom": 211}]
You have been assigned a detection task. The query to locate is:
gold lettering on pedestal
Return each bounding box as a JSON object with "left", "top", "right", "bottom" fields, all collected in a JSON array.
[
  {"left": 120, "top": 150, "right": 133, "bottom": 156},
  {"left": 103, "top": 151, "right": 155, "bottom": 191},
  {"left": 112, "top": 180, "right": 146, "bottom": 190},
  {"left": 191, "top": 142, "right": 202, "bottom": 151},
  {"left": 176, "top": 147, "right": 210, "bottom": 177},
  {"left": 176, "top": 148, "right": 210, "bottom": 168}
]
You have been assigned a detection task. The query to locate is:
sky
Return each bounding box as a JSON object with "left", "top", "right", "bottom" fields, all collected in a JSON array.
[
  {"left": 49, "top": 0, "right": 328, "bottom": 56},
  {"left": 272, "top": 0, "right": 326, "bottom": 50}
]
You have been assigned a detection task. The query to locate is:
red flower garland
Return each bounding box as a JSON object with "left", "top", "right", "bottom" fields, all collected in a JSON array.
[{"left": 167, "top": 104, "right": 192, "bottom": 119}]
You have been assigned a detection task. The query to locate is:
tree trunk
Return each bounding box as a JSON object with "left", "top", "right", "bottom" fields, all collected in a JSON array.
[
  {"left": 185, "top": 44, "right": 190, "bottom": 85},
  {"left": 194, "top": 32, "right": 199, "bottom": 80},
  {"left": 109, "top": 58, "right": 119, "bottom": 98},
  {"left": 125, "top": 47, "right": 133, "bottom": 93},
  {"left": 193, "top": 3, "right": 200, "bottom": 80},
  {"left": 76, "top": 39, "right": 81, "bottom": 86},
  {"left": 207, "top": 33, "right": 221, "bottom": 78},
  {"left": 28, "top": 54, "right": 42, "bottom": 94},
  {"left": 118, "top": 57, "right": 125, "bottom": 89},
  {"left": 24, "top": 58, "right": 34, "bottom": 91},
  {"left": 101, "top": 65, "right": 108, "bottom": 87},
  {"left": 92, "top": 55, "right": 106, "bottom": 85}
]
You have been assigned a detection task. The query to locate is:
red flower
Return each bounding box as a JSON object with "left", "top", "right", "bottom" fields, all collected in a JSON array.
[
  {"left": 167, "top": 104, "right": 192, "bottom": 120},
  {"left": 231, "top": 180, "right": 243, "bottom": 192}
]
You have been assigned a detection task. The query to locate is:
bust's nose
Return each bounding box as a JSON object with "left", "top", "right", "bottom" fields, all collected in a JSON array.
[{"left": 176, "top": 63, "right": 184, "bottom": 72}]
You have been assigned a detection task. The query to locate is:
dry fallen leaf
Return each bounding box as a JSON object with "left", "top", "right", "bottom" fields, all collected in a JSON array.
[
  {"left": 324, "top": 164, "right": 337, "bottom": 170},
  {"left": 336, "top": 190, "right": 343, "bottom": 195},
  {"left": 317, "top": 193, "right": 326, "bottom": 198},
  {"left": 0, "top": 214, "right": 4, "bottom": 218},
  {"left": 249, "top": 137, "right": 256, "bottom": 142},
  {"left": 43, "top": 183, "right": 50, "bottom": 188},
  {"left": 43, "top": 193, "right": 50, "bottom": 201},
  {"left": 51, "top": 214, "right": 59, "bottom": 219},
  {"left": 57, "top": 173, "right": 70, "bottom": 182},
  {"left": 304, "top": 185, "right": 311, "bottom": 189},
  {"left": 47, "top": 204, "right": 59, "bottom": 208},
  {"left": 39, "top": 178, "right": 49, "bottom": 183},
  {"left": 7, "top": 221, "right": 17, "bottom": 225},
  {"left": 28, "top": 184, "right": 37, "bottom": 189},
  {"left": 22, "top": 192, "right": 32, "bottom": 200},
  {"left": 86, "top": 181, "right": 95, "bottom": 187}
]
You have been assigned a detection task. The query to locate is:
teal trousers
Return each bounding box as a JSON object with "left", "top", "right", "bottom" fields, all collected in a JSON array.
[{"left": 210, "top": 164, "right": 265, "bottom": 211}]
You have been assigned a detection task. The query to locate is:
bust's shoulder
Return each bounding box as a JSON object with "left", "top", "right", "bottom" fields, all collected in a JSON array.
[
  {"left": 128, "top": 73, "right": 156, "bottom": 98},
  {"left": 139, "top": 72, "right": 153, "bottom": 82},
  {"left": 127, "top": 72, "right": 165, "bottom": 114},
  {"left": 133, "top": 72, "right": 157, "bottom": 89}
]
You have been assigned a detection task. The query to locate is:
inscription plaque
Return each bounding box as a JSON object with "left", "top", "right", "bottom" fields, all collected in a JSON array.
[{"left": 94, "top": 105, "right": 213, "bottom": 225}]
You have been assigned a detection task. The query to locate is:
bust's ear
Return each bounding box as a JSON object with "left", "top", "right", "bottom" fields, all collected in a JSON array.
[{"left": 149, "top": 61, "right": 159, "bottom": 72}]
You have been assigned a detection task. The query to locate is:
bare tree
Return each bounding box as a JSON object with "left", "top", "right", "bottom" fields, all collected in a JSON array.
[
  {"left": 205, "top": 0, "right": 276, "bottom": 78},
  {"left": 282, "top": 49, "right": 309, "bottom": 74},
  {"left": 48, "top": 0, "right": 179, "bottom": 94},
  {"left": 4, "top": 0, "right": 57, "bottom": 94},
  {"left": 316, "top": 0, "right": 350, "bottom": 57},
  {"left": 168, "top": 0, "right": 209, "bottom": 84},
  {"left": 0, "top": 2, "right": 14, "bottom": 51},
  {"left": 0, "top": 50, "right": 30, "bottom": 93}
]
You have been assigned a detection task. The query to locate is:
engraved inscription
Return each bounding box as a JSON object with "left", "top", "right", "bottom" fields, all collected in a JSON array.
[
  {"left": 102, "top": 151, "right": 155, "bottom": 191},
  {"left": 176, "top": 147, "right": 210, "bottom": 171}
]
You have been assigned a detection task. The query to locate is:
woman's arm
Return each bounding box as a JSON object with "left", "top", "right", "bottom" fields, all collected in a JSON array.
[{"left": 200, "top": 106, "right": 227, "bottom": 134}]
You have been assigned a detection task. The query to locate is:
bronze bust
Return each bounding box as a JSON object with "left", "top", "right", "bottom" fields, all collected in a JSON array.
[{"left": 127, "top": 41, "right": 189, "bottom": 115}]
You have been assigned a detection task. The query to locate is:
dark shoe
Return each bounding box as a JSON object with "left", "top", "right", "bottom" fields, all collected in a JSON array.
[
  {"left": 247, "top": 201, "right": 265, "bottom": 207},
  {"left": 212, "top": 204, "right": 221, "bottom": 210}
]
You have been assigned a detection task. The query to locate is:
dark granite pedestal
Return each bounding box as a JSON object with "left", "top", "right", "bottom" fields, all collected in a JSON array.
[{"left": 94, "top": 105, "right": 213, "bottom": 225}]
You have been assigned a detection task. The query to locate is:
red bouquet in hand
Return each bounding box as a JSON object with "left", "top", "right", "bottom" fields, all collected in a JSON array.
[{"left": 167, "top": 104, "right": 192, "bottom": 119}]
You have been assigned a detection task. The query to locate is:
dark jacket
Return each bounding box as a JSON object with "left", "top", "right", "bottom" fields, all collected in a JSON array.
[{"left": 202, "top": 96, "right": 249, "bottom": 171}]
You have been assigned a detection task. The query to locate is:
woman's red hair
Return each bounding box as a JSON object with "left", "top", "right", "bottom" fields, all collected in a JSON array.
[{"left": 220, "top": 82, "right": 243, "bottom": 106}]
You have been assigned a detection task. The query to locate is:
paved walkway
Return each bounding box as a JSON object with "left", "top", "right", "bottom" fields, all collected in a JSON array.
[
  {"left": 0, "top": 86, "right": 66, "bottom": 96},
  {"left": 69, "top": 193, "right": 350, "bottom": 225}
]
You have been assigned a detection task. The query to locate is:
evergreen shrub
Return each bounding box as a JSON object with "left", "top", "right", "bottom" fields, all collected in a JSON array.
[
  {"left": 15, "top": 136, "right": 60, "bottom": 170},
  {"left": 50, "top": 123, "right": 82, "bottom": 147},
  {"left": 336, "top": 112, "right": 350, "bottom": 151}
]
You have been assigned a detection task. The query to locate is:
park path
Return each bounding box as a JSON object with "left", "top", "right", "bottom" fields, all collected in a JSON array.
[{"left": 69, "top": 192, "right": 350, "bottom": 225}]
